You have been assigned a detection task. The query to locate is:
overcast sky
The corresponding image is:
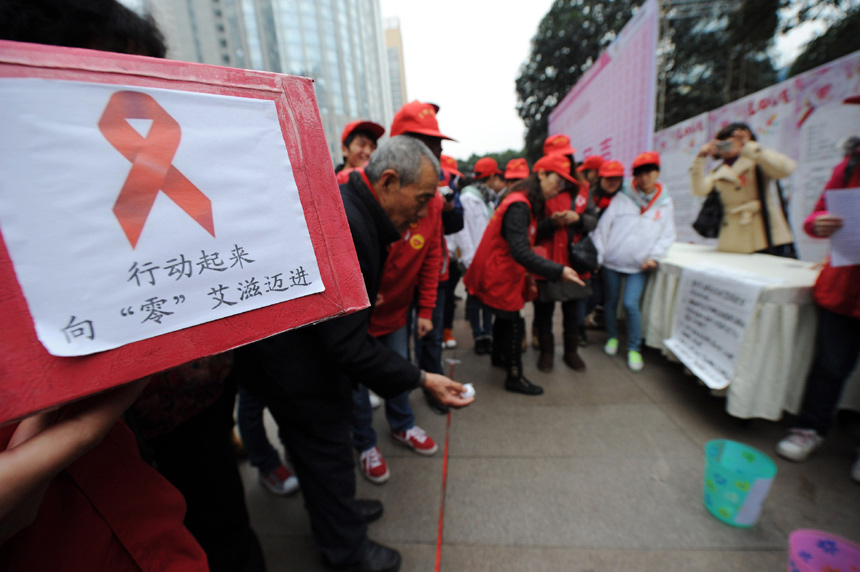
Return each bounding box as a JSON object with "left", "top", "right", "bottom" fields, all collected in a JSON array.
[
  {"left": 379, "top": 0, "right": 819, "bottom": 160},
  {"left": 379, "top": 0, "right": 556, "bottom": 160}
]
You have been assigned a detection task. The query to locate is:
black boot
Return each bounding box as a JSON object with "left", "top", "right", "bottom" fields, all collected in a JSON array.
[
  {"left": 322, "top": 539, "right": 401, "bottom": 572},
  {"left": 505, "top": 374, "right": 544, "bottom": 395},
  {"left": 504, "top": 317, "right": 543, "bottom": 395},
  {"left": 474, "top": 336, "right": 488, "bottom": 355},
  {"left": 563, "top": 334, "right": 586, "bottom": 371},
  {"left": 356, "top": 499, "right": 384, "bottom": 523},
  {"left": 537, "top": 334, "right": 554, "bottom": 372},
  {"left": 490, "top": 318, "right": 507, "bottom": 368}
]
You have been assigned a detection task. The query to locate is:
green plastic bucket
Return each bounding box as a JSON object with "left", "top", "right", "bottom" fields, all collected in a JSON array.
[{"left": 703, "top": 439, "right": 777, "bottom": 527}]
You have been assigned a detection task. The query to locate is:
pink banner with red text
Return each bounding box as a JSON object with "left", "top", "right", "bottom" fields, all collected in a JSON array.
[{"left": 548, "top": 0, "right": 659, "bottom": 176}]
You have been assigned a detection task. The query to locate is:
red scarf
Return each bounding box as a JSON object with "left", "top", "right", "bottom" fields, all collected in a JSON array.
[{"left": 632, "top": 180, "right": 663, "bottom": 213}]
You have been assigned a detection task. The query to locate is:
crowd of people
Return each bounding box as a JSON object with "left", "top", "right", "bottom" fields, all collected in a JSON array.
[{"left": 1, "top": 2, "right": 858, "bottom": 572}]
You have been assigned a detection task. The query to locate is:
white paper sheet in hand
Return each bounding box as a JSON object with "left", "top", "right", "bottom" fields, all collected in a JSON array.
[{"left": 825, "top": 188, "right": 860, "bottom": 268}]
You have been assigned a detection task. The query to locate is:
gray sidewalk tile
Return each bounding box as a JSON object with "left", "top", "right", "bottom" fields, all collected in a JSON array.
[
  {"left": 441, "top": 457, "right": 786, "bottom": 550},
  {"left": 439, "top": 546, "right": 786, "bottom": 572},
  {"left": 446, "top": 403, "right": 699, "bottom": 459},
  {"left": 354, "top": 456, "right": 444, "bottom": 543}
]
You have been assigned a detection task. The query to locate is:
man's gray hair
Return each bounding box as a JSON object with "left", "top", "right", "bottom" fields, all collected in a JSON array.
[{"left": 365, "top": 135, "right": 440, "bottom": 186}]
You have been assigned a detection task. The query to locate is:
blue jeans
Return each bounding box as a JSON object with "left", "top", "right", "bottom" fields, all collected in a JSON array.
[
  {"left": 603, "top": 268, "right": 647, "bottom": 353},
  {"left": 351, "top": 326, "right": 415, "bottom": 452},
  {"left": 413, "top": 284, "right": 445, "bottom": 374},
  {"left": 237, "top": 385, "right": 284, "bottom": 475},
  {"left": 443, "top": 267, "right": 460, "bottom": 331},
  {"left": 466, "top": 293, "right": 493, "bottom": 340}
]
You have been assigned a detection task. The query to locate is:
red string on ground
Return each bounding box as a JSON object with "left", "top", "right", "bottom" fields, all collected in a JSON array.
[{"left": 434, "top": 410, "right": 452, "bottom": 572}]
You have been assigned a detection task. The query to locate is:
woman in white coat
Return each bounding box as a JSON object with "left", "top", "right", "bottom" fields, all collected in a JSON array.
[{"left": 592, "top": 152, "right": 676, "bottom": 371}]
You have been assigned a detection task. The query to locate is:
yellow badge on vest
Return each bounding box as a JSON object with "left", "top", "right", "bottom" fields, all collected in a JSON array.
[{"left": 410, "top": 234, "right": 425, "bottom": 249}]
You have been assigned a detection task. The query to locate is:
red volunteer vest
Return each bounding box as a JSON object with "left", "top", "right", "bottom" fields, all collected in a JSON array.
[
  {"left": 536, "top": 184, "right": 588, "bottom": 271},
  {"left": 464, "top": 192, "right": 536, "bottom": 312}
]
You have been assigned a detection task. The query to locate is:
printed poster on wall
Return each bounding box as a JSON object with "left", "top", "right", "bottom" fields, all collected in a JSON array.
[
  {"left": 654, "top": 112, "right": 712, "bottom": 244},
  {"left": 792, "top": 53, "right": 860, "bottom": 262},
  {"left": 0, "top": 79, "right": 324, "bottom": 357},
  {"left": 548, "top": 0, "right": 659, "bottom": 172}
]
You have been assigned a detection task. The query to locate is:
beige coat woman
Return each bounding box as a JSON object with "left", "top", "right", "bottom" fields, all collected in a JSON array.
[{"left": 690, "top": 140, "right": 796, "bottom": 254}]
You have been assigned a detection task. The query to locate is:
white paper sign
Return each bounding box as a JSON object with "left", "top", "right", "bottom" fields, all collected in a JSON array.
[
  {"left": 663, "top": 265, "right": 766, "bottom": 389},
  {"left": 0, "top": 78, "right": 324, "bottom": 356},
  {"left": 825, "top": 188, "right": 860, "bottom": 267}
]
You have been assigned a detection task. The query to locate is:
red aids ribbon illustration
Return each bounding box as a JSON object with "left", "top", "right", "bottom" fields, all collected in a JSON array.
[{"left": 99, "top": 91, "right": 215, "bottom": 248}]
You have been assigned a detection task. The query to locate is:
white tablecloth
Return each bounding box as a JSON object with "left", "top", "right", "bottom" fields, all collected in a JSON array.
[{"left": 641, "top": 243, "right": 860, "bottom": 420}]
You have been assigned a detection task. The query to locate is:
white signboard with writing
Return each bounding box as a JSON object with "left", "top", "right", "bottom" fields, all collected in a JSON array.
[
  {"left": 664, "top": 265, "right": 768, "bottom": 390},
  {"left": 0, "top": 78, "right": 324, "bottom": 356}
]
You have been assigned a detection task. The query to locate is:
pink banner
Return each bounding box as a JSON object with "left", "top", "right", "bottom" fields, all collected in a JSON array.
[{"left": 548, "top": 0, "right": 658, "bottom": 173}]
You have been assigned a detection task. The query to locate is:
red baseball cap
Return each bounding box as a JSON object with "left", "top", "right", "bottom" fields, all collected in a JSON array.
[
  {"left": 844, "top": 95, "right": 860, "bottom": 105},
  {"left": 577, "top": 155, "right": 605, "bottom": 173},
  {"left": 533, "top": 154, "right": 577, "bottom": 185},
  {"left": 390, "top": 100, "right": 456, "bottom": 140},
  {"left": 441, "top": 155, "right": 463, "bottom": 178},
  {"left": 543, "top": 134, "right": 575, "bottom": 156},
  {"left": 598, "top": 160, "right": 624, "bottom": 178},
  {"left": 632, "top": 151, "right": 660, "bottom": 169},
  {"left": 473, "top": 157, "right": 503, "bottom": 179},
  {"left": 505, "top": 157, "right": 530, "bottom": 180},
  {"left": 341, "top": 120, "right": 385, "bottom": 145}
]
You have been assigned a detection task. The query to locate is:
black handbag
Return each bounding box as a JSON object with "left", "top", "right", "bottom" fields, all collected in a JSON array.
[
  {"left": 754, "top": 166, "right": 798, "bottom": 258},
  {"left": 568, "top": 235, "right": 599, "bottom": 274},
  {"left": 692, "top": 189, "right": 723, "bottom": 238}
]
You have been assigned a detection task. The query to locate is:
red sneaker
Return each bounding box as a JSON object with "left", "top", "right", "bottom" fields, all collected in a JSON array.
[
  {"left": 358, "top": 446, "right": 390, "bottom": 484},
  {"left": 259, "top": 464, "right": 299, "bottom": 495},
  {"left": 442, "top": 328, "right": 457, "bottom": 348},
  {"left": 391, "top": 426, "right": 438, "bottom": 456}
]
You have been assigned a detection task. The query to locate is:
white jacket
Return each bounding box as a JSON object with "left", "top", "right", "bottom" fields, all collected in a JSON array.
[
  {"left": 449, "top": 185, "right": 493, "bottom": 268},
  {"left": 592, "top": 183, "right": 676, "bottom": 274}
]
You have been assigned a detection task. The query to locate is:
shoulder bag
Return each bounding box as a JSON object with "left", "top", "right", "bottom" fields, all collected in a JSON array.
[{"left": 692, "top": 188, "right": 723, "bottom": 238}]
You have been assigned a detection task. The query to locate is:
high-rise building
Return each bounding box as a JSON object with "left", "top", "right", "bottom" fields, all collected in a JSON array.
[
  {"left": 383, "top": 18, "right": 407, "bottom": 113},
  {"left": 143, "top": 0, "right": 251, "bottom": 68},
  {"left": 139, "top": 0, "right": 393, "bottom": 163}
]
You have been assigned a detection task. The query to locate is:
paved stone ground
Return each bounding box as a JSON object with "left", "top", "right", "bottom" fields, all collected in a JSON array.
[{"left": 239, "top": 298, "right": 860, "bottom": 572}]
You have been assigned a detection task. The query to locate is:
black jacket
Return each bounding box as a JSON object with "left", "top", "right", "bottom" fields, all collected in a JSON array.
[{"left": 236, "top": 171, "right": 422, "bottom": 420}]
